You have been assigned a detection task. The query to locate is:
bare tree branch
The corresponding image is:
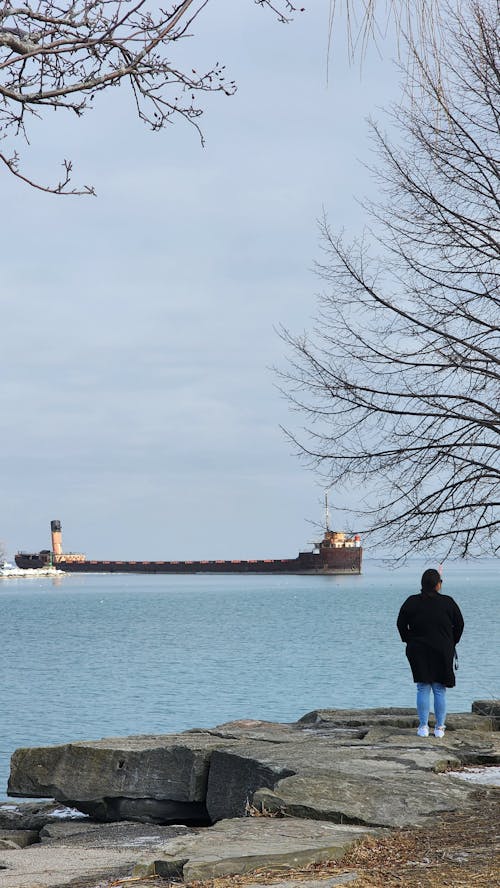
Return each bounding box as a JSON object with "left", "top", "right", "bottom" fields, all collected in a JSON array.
[
  {"left": 0, "top": 0, "right": 298, "bottom": 193},
  {"left": 281, "top": 0, "right": 500, "bottom": 560}
]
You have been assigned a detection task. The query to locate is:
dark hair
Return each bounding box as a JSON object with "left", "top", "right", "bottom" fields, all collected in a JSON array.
[{"left": 421, "top": 568, "right": 442, "bottom": 597}]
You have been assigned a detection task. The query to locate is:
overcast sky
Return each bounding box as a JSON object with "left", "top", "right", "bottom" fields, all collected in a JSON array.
[{"left": 1, "top": 2, "right": 400, "bottom": 560}]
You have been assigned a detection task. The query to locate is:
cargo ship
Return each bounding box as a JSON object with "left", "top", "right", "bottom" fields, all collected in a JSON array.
[{"left": 15, "top": 513, "right": 362, "bottom": 575}]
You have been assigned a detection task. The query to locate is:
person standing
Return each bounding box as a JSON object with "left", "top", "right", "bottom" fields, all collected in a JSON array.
[{"left": 397, "top": 568, "right": 464, "bottom": 738}]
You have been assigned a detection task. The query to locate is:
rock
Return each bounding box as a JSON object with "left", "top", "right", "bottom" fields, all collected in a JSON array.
[
  {"left": 253, "top": 768, "right": 474, "bottom": 828},
  {"left": 189, "top": 719, "right": 302, "bottom": 742},
  {"left": 0, "top": 822, "right": 193, "bottom": 888},
  {"left": 0, "top": 843, "right": 137, "bottom": 888},
  {"left": 472, "top": 700, "right": 500, "bottom": 722},
  {"left": 8, "top": 732, "right": 235, "bottom": 823},
  {"left": 39, "top": 820, "right": 192, "bottom": 846},
  {"left": 299, "top": 708, "right": 497, "bottom": 733},
  {"left": 298, "top": 707, "right": 418, "bottom": 729},
  {"left": 0, "top": 830, "right": 38, "bottom": 850},
  {"left": 40, "top": 820, "right": 109, "bottom": 841},
  {"left": 191, "top": 719, "right": 367, "bottom": 744},
  {"left": 0, "top": 801, "right": 86, "bottom": 831},
  {"left": 133, "top": 816, "right": 377, "bottom": 881}
]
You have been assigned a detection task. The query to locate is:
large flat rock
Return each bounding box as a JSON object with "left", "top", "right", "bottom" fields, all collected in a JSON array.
[
  {"left": 8, "top": 732, "right": 231, "bottom": 800},
  {"left": 298, "top": 708, "right": 498, "bottom": 733},
  {"left": 8, "top": 732, "right": 235, "bottom": 822},
  {"left": 254, "top": 769, "right": 474, "bottom": 828},
  {"left": 133, "top": 816, "right": 377, "bottom": 881}
]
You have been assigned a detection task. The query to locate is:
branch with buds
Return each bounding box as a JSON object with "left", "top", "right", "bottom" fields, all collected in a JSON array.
[{"left": 0, "top": 0, "right": 298, "bottom": 194}]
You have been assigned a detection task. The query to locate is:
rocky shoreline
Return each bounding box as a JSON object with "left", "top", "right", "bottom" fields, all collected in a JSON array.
[{"left": 0, "top": 702, "right": 499, "bottom": 888}]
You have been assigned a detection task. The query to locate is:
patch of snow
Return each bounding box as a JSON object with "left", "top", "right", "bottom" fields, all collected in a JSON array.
[
  {"left": 48, "top": 806, "right": 89, "bottom": 819},
  {"left": 452, "top": 766, "right": 500, "bottom": 787}
]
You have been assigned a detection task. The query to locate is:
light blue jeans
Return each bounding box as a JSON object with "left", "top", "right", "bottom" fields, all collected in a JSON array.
[{"left": 417, "top": 682, "right": 446, "bottom": 727}]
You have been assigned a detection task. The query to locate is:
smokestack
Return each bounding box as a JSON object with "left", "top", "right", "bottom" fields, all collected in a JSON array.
[{"left": 51, "top": 520, "right": 63, "bottom": 556}]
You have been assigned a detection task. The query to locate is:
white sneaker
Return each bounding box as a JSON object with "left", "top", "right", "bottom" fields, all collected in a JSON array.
[
  {"left": 417, "top": 725, "right": 429, "bottom": 737},
  {"left": 434, "top": 726, "right": 445, "bottom": 738}
]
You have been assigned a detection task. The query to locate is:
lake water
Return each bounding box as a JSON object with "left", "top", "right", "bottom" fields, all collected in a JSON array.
[{"left": 0, "top": 558, "right": 498, "bottom": 801}]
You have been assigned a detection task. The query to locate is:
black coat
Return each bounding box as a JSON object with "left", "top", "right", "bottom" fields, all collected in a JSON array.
[{"left": 397, "top": 592, "right": 464, "bottom": 687}]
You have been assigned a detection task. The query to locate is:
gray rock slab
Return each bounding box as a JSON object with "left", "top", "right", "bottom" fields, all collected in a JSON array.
[
  {"left": 472, "top": 700, "right": 500, "bottom": 719},
  {"left": 133, "top": 816, "right": 377, "bottom": 881},
  {"left": 0, "top": 801, "right": 87, "bottom": 831},
  {"left": 444, "top": 713, "right": 498, "bottom": 732},
  {"left": 345, "top": 725, "right": 500, "bottom": 769},
  {"left": 0, "top": 821, "right": 191, "bottom": 888},
  {"left": 298, "top": 708, "right": 497, "bottom": 733},
  {"left": 298, "top": 708, "right": 418, "bottom": 728},
  {"left": 0, "top": 844, "right": 135, "bottom": 888},
  {"left": 190, "top": 720, "right": 302, "bottom": 743},
  {"left": 253, "top": 767, "right": 479, "bottom": 828},
  {"left": 39, "top": 820, "right": 192, "bottom": 846},
  {"left": 0, "top": 830, "right": 38, "bottom": 850},
  {"left": 8, "top": 732, "right": 233, "bottom": 803},
  {"left": 192, "top": 720, "right": 366, "bottom": 744},
  {"left": 8, "top": 732, "right": 238, "bottom": 822}
]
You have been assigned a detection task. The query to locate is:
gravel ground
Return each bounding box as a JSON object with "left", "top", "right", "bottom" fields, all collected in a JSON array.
[{"left": 102, "top": 793, "right": 499, "bottom": 888}]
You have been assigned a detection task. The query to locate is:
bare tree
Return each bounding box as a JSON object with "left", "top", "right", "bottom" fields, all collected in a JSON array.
[
  {"left": 282, "top": 0, "right": 500, "bottom": 559},
  {"left": 0, "top": 0, "right": 298, "bottom": 194}
]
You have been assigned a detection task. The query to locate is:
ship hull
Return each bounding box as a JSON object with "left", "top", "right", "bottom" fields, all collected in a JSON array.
[{"left": 15, "top": 549, "right": 362, "bottom": 575}]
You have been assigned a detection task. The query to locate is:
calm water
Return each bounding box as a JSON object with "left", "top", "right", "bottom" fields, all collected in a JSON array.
[{"left": 0, "top": 559, "right": 498, "bottom": 800}]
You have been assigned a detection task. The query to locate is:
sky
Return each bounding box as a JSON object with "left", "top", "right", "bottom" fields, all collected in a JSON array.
[{"left": 1, "top": 1, "right": 400, "bottom": 561}]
